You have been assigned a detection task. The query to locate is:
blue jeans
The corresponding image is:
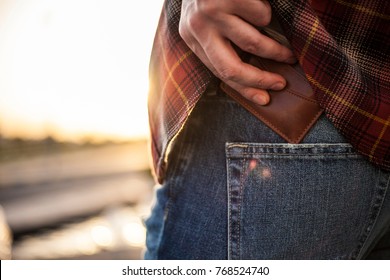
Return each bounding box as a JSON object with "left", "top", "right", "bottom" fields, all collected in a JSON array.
[{"left": 145, "top": 85, "right": 390, "bottom": 259}]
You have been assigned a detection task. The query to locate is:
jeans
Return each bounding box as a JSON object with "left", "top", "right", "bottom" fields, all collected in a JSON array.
[{"left": 144, "top": 85, "right": 390, "bottom": 259}]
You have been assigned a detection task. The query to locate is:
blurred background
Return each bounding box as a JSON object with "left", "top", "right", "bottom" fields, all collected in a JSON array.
[{"left": 0, "top": 0, "right": 164, "bottom": 259}]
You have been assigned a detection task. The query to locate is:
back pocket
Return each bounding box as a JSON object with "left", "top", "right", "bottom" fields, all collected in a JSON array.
[{"left": 226, "top": 143, "right": 387, "bottom": 259}]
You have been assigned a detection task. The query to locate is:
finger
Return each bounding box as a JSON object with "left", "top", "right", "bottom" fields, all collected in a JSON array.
[
  {"left": 226, "top": 80, "right": 271, "bottom": 105},
  {"left": 189, "top": 37, "right": 275, "bottom": 105},
  {"left": 186, "top": 37, "right": 274, "bottom": 105},
  {"left": 218, "top": 14, "right": 296, "bottom": 63},
  {"left": 204, "top": 36, "right": 287, "bottom": 90}
]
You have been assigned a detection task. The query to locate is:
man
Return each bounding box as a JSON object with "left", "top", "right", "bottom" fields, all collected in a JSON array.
[{"left": 145, "top": 0, "right": 390, "bottom": 259}]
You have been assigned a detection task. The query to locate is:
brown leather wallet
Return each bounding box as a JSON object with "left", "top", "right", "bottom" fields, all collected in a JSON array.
[{"left": 220, "top": 55, "right": 324, "bottom": 143}]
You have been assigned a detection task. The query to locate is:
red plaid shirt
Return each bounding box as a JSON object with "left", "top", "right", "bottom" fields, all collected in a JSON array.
[{"left": 148, "top": 0, "right": 390, "bottom": 183}]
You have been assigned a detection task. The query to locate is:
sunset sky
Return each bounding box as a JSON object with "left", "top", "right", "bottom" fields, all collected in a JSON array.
[{"left": 0, "top": 0, "right": 164, "bottom": 142}]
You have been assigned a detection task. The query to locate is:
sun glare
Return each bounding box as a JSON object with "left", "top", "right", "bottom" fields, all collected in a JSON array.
[{"left": 0, "top": 0, "right": 164, "bottom": 142}]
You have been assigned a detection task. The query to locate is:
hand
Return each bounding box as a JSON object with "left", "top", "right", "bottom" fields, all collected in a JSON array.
[{"left": 179, "top": 0, "right": 296, "bottom": 105}]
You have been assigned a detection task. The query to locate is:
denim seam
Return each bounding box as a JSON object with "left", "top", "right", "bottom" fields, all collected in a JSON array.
[
  {"left": 354, "top": 171, "right": 390, "bottom": 259},
  {"left": 231, "top": 153, "right": 360, "bottom": 157},
  {"left": 227, "top": 143, "right": 354, "bottom": 148},
  {"left": 226, "top": 143, "right": 358, "bottom": 157},
  {"left": 237, "top": 158, "right": 246, "bottom": 260},
  {"left": 231, "top": 151, "right": 358, "bottom": 155},
  {"left": 156, "top": 125, "right": 193, "bottom": 258},
  {"left": 227, "top": 155, "right": 246, "bottom": 260},
  {"left": 227, "top": 155, "right": 232, "bottom": 260}
]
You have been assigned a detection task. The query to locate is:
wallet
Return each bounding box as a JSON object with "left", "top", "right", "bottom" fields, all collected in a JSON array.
[{"left": 220, "top": 51, "right": 324, "bottom": 144}]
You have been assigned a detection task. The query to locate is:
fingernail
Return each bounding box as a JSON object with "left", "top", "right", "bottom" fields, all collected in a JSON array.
[
  {"left": 271, "top": 82, "right": 285, "bottom": 91},
  {"left": 253, "top": 94, "right": 268, "bottom": 105}
]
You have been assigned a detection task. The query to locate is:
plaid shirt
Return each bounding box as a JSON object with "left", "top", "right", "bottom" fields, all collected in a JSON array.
[{"left": 148, "top": 0, "right": 390, "bottom": 183}]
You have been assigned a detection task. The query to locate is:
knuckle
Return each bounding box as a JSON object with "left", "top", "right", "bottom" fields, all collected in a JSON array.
[
  {"left": 186, "top": 13, "right": 203, "bottom": 32},
  {"left": 256, "top": 76, "right": 267, "bottom": 88},
  {"left": 243, "top": 40, "right": 260, "bottom": 54},
  {"left": 178, "top": 24, "right": 193, "bottom": 46},
  {"left": 218, "top": 67, "right": 239, "bottom": 81},
  {"left": 178, "top": 22, "right": 188, "bottom": 40}
]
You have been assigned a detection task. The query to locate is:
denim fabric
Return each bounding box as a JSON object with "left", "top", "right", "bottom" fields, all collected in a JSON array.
[{"left": 144, "top": 85, "right": 390, "bottom": 260}]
